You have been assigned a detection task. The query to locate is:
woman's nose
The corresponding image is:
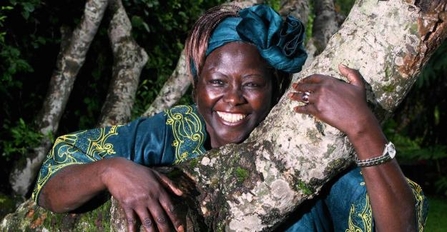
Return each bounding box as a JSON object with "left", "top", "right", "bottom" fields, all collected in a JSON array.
[{"left": 223, "top": 86, "right": 245, "bottom": 106}]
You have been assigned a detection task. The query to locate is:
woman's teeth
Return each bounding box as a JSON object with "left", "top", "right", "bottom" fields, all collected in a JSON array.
[{"left": 217, "top": 111, "right": 247, "bottom": 123}]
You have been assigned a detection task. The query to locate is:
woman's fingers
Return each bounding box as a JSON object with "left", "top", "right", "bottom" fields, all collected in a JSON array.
[
  {"left": 133, "top": 207, "right": 156, "bottom": 232},
  {"left": 293, "top": 103, "right": 316, "bottom": 115},
  {"left": 338, "top": 64, "right": 364, "bottom": 88},
  {"left": 153, "top": 171, "right": 185, "bottom": 231},
  {"left": 154, "top": 171, "right": 183, "bottom": 197},
  {"left": 288, "top": 90, "right": 313, "bottom": 105},
  {"left": 291, "top": 75, "right": 321, "bottom": 94},
  {"left": 146, "top": 204, "right": 171, "bottom": 232},
  {"left": 159, "top": 193, "right": 185, "bottom": 232},
  {"left": 123, "top": 208, "right": 138, "bottom": 232},
  {"left": 107, "top": 161, "right": 184, "bottom": 232},
  {"left": 130, "top": 200, "right": 173, "bottom": 232}
]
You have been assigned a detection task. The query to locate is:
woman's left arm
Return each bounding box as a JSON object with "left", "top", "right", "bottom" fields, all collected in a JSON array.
[{"left": 290, "top": 64, "right": 417, "bottom": 231}]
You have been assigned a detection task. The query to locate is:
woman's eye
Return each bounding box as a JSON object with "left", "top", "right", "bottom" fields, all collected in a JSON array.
[
  {"left": 209, "top": 79, "right": 224, "bottom": 86},
  {"left": 245, "top": 82, "right": 259, "bottom": 87}
]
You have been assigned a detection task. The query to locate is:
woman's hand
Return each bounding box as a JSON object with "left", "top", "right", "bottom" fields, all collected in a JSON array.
[
  {"left": 289, "top": 64, "right": 377, "bottom": 138},
  {"left": 102, "top": 157, "right": 184, "bottom": 232},
  {"left": 290, "top": 64, "right": 418, "bottom": 231}
]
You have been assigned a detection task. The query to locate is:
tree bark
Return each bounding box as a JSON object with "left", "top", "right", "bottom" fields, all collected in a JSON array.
[
  {"left": 304, "top": 0, "right": 342, "bottom": 65},
  {"left": 2, "top": 0, "right": 446, "bottom": 231},
  {"left": 8, "top": 0, "right": 109, "bottom": 197},
  {"left": 143, "top": 50, "right": 191, "bottom": 117},
  {"left": 279, "top": 0, "right": 311, "bottom": 29},
  {"left": 311, "top": 0, "right": 343, "bottom": 54},
  {"left": 172, "top": 0, "right": 447, "bottom": 230},
  {"left": 97, "top": 0, "right": 148, "bottom": 126}
]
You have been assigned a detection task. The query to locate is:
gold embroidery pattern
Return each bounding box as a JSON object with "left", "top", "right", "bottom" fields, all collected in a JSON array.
[
  {"left": 345, "top": 177, "right": 373, "bottom": 232},
  {"left": 165, "top": 105, "right": 206, "bottom": 164},
  {"left": 346, "top": 195, "right": 373, "bottom": 232},
  {"left": 346, "top": 194, "right": 373, "bottom": 232},
  {"left": 86, "top": 126, "right": 118, "bottom": 158},
  {"left": 345, "top": 177, "right": 427, "bottom": 232},
  {"left": 32, "top": 127, "right": 119, "bottom": 201},
  {"left": 407, "top": 178, "right": 428, "bottom": 232}
]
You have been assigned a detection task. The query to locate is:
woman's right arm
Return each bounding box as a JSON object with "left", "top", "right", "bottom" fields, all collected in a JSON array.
[
  {"left": 38, "top": 157, "right": 184, "bottom": 232},
  {"left": 34, "top": 114, "right": 188, "bottom": 231},
  {"left": 39, "top": 158, "right": 186, "bottom": 232},
  {"left": 38, "top": 158, "right": 110, "bottom": 212}
]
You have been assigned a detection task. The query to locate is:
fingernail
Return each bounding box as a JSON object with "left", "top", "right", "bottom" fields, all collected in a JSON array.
[{"left": 177, "top": 225, "right": 185, "bottom": 232}]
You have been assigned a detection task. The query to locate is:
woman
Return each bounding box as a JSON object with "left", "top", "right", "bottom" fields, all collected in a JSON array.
[{"left": 32, "top": 4, "right": 426, "bottom": 232}]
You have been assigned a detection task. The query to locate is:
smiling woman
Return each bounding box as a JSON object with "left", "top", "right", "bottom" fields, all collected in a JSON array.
[
  {"left": 194, "top": 42, "right": 274, "bottom": 148},
  {"left": 31, "top": 4, "right": 427, "bottom": 232}
]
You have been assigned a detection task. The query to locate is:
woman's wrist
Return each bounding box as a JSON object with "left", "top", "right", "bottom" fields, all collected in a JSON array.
[
  {"left": 355, "top": 141, "right": 396, "bottom": 167},
  {"left": 99, "top": 157, "right": 124, "bottom": 189},
  {"left": 345, "top": 117, "right": 389, "bottom": 162}
]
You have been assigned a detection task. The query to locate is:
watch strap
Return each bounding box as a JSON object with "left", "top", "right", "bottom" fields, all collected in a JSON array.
[{"left": 356, "top": 142, "right": 395, "bottom": 167}]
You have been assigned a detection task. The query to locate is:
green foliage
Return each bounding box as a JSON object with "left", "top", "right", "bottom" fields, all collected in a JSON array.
[
  {"left": 0, "top": 6, "right": 12, "bottom": 42},
  {"left": 0, "top": 44, "right": 34, "bottom": 90},
  {"left": 0, "top": 4, "right": 33, "bottom": 95},
  {"left": 1, "top": 2, "right": 39, "bottom": 166},
  {"left": 384, "top": 40, "right": 447, "bottom": 195},
  {"left": 126, "top": 0, "right": 225, "bottom": 117},
  {"left": 295, "top": 180, "right": 312, "bottom": 196},
  {"left": 264, "top": 0, "right": 281, "bottom": 11},
  {"left": 335, "top": 0, "right": 356, "bottom": 17},
  {"left": 425, "top": 196, "right": 447, "bottom": 232},
  {"left": 1, "top": 119, "right": 43, "bottom": 161},
  {"left": 235, "top": 167, "right": 249, "bottom": 183},
  {"left": 8, "top": 0, "right": 40, "bottom": 20},
  {"left": 435, "top": 176, "right": 447, "bottom": 195},
  {"left": 0, "top": 192, "right": 17, "bottom": 219},
  {"left": 385, "top": 120, "right": 447, "bottom": 195}
]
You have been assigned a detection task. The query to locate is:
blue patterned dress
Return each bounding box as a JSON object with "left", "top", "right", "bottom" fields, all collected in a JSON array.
[{"left": 32, "top": 105, "right": 428, "bottom": 231}]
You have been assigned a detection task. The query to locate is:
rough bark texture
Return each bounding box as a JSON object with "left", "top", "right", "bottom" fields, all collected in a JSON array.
[
  {"left": 279, "top": 0, "right": 310, "bottom": 28},
  {"left": 8, "top": 0, "right": 109, "bottom": 197},
  {"left": 97, "top": 0, "right": 147, "bottom": 126},
  {"left": 98, "top": 0, "right": 149, "bottom": 229},
  {"left": 304, "top": 0, "right": 343, "bottom": 65},
  {"left": 174, "top": 0, "right": 447, "bottom": 230},
  {"left": 312, "top": 0, "right": 343, "bottom": 54},
  {"left": 2, "top": 0, "right": 446, "bottom": 231},
  {"left": 143, "top": 50, "right": 191, "bottom": 117}
]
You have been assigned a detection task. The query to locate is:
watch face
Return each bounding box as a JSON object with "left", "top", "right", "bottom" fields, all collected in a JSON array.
[{"left": 387, "top": 142, "right": 396, "bottom": 158}]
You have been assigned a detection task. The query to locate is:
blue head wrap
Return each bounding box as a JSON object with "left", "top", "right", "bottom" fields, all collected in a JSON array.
[{"left": 206, "top": 5, "right": 307, "bottom": 74}]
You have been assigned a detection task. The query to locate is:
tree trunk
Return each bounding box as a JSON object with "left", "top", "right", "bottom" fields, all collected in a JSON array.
[
  {"left": 2, "top": 0, "right": 446, "bottom": 231},
  {"left": 97, "top": 0, "right": 148, "bottom": 126},
  {"left": 8, "top": 0, "right": 109, "bottom": 197},
  {"left": 166, "top": 0, "right": 447, "bottom": 230},
  {"left": 143, "top": 50, "right": 191, "bottom": 117}
]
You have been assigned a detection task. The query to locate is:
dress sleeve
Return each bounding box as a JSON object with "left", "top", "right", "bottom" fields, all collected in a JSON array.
[
  {"left": 324, "top": 167, "right": 429, "bottom": 232},
  {"left": 32, "top": 105, "right": 208, "bottom": 203},
  {"left": 31, "top": 113, "right": 171, "bottom": 202}
]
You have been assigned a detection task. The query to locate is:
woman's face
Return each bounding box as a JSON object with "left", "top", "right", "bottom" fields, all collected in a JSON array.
[{"left": 194, "top": 42, "right": 273, "bottom": 148}]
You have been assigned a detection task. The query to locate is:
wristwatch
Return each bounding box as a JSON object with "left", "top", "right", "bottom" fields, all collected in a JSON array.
[{"left": 356, "top": 142, "right": 396, "bottom": 167}]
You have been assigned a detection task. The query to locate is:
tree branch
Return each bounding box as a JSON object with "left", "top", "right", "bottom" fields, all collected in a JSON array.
[
  {"left": 173, "top": 0, "right": 447, "bottom": 230},
  {"left": 97, "top": 0, "right": 148, "bottom": 126},
  {"left": 9, "top": 0, "right": 109, "bottom": 197}
]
